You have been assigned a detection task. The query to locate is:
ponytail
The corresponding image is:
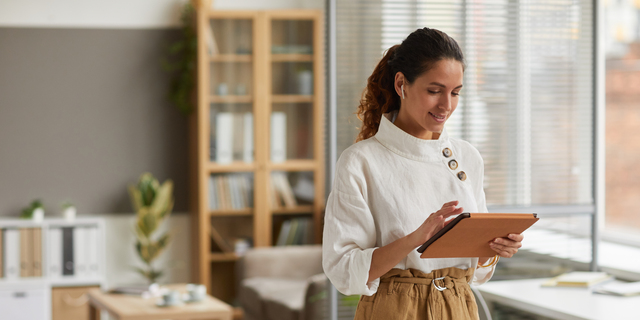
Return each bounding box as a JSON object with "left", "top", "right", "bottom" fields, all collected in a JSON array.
[{"left": 355, "top": 45, "right": 400, "bottom": 142}]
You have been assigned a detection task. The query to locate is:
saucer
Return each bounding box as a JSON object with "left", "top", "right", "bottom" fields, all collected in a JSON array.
[
  {"left": 182, "top": 293, "right": 205, "bottom": 303},
  {"left": 156, "top": 299, "right": 184, "bottom": 307}
]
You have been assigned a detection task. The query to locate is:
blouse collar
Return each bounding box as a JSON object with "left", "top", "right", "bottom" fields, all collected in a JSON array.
[{"left": 374, "top": 111, "right": 451, "bottom": 162}]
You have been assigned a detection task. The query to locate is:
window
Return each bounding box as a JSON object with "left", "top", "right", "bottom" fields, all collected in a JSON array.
[
  {"left": 335, "top": 0, "right": 594, "bottom": 208},
  {"left": 604, "top": 0, "right": 640, "bottom": 242}
]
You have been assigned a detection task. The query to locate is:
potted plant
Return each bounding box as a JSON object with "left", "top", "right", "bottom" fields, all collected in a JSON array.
[
  {"left": 61, "top": 201, "right": 76, "bottom": 220},
  {"left": 20, "top": 199, "right": 45, "bottom": 222},
  {"left": 128, "top": 173, "right": 174, "bottom": 284}
]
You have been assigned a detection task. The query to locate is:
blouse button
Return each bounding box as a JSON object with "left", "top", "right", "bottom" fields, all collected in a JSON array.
[
  {"left": 442, "top": 148, "right": 452, "bottom": 158},
  {"left": 448, "top": 160, "right": 458, "bottom": 170},
  {"left": 457, "top": 171, "right": 467, "bottom": 181}
]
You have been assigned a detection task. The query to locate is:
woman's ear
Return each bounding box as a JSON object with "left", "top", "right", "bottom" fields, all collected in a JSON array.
[{"left": 394, "top": 72, "right": 405, "bottom": 100}]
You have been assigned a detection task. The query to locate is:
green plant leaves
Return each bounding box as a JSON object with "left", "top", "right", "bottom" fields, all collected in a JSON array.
[{"left": 129, "top": 172, "right": 174, "bottom": 284}]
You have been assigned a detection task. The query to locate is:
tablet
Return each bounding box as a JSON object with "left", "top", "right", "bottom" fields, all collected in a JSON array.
[{"left": 417, "top": 212, "right": 539, "bottom": 258}]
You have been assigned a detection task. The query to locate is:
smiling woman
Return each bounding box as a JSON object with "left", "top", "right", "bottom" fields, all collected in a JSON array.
[{"left": 322, "top": 28, "right": 524, "bottom": 320}]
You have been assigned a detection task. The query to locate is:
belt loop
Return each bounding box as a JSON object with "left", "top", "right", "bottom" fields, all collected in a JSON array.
[{"left": 388, "top": 277, "right": 396, "bottom": 295}]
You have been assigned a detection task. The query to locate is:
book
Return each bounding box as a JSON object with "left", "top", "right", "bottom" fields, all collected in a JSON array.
[
  {"left": 4, "top": 228, "right": 20, "bottom": 279},
  {"left": 20, "top": 228, "right": 33, "bottom": 277},
  {"left": 270, "top": 112, "right": 287, "bottom": 163},
  {"left": 205, "top": 25, "right": 219, "bottom": 55},
  {"left": 594, "top": 281, "right": 640, "bottom": 296},
  {"left": 32, "top": 228, "right": 42, "bottom": 277},
  {"left": 243, "top": 113, "right": 254, "bottom": 163},
  {"left": 232, "top": 113, "right": 244, "bottom": 161},
  {"left": 417, "top": 213, "right": 539, "bottom": 258},
  {"left": 215, "top": 112, "right": 234, "bottom": 164},
  {"left": 286, "top": 219, "right": 299, "bottom": 245},
  {"left": 276, "top": 220, "right": 292, "bottom": 246},
  {"left": 48, "top": 227, "right": 62, "bottom": 278},
  {"left": 210, "top": 225, "right": 233, "bottom": 253},
  {"left": 274, "top": 172, "right": 297, "bottom": 207},
  {"left": 62, "top": 227, "right": 74, "bottom": 276},
  {"left": 542, "top": 272, "right": 614, "bottom": 288},
  {"left": 209, "top": 175, "right": 219, "bottom": 210}
]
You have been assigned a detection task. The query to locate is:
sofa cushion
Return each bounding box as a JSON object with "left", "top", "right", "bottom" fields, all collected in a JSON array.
[{"left": 239, "top": 277, "right": 308, "bottom": 320}]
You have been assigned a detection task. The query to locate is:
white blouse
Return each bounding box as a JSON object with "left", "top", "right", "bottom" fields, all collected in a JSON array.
[{"left": 322, "top": 112, "right": 495, "bottom": 296}]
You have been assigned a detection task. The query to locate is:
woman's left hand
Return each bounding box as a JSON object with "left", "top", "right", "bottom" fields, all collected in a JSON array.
[{"left": 489, "top": 233, "right": 524, "bottom": 258}]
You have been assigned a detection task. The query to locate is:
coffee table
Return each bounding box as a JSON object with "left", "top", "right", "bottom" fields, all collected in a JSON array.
[{"left": 87, "top": 284, "right": 233, "bottom": 320}]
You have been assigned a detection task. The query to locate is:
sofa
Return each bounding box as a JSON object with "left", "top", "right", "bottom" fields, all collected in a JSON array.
[{"left": 237, "top": 245, "right": 326, "bottom": 320}]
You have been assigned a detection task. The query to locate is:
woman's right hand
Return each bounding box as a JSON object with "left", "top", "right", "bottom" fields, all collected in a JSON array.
[{"left": 408, "top": 200, "right": 463, "bottom": 248}]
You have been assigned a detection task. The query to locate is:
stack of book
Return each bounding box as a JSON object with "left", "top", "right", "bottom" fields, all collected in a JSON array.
[
  {"left": 542, "top": 271, "right": 614, "bottom": 288},
  {"left": 270, "top": 172, "right": 297, "bottom": 209},
  {"left": 209, "top": 173, "right": 254, "bottom": 211},
  {"left": 275, "top": 217, "right": 313, "bottom": 246}
]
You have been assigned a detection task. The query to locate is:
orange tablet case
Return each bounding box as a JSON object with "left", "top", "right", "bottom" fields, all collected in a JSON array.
[{"left": 417, "top": 213, "right": 539, "bottom": 258}]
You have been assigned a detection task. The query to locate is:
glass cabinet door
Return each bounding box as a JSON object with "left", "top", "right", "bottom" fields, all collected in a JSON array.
[
  {"left": 208, "top": 18, "right": 254, "bottom": 164},
  {"left": 270, "top": 19, "right": 315, "bottom": 162}
]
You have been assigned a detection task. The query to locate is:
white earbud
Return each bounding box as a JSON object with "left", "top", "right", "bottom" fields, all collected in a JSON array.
[{"left": 401, "top": 84, "right": 405, "bottom": 99}]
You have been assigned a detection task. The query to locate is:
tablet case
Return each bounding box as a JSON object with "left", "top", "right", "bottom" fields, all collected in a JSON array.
[{"left": 417, "top": 213, "right": 539, "bottom": 258}]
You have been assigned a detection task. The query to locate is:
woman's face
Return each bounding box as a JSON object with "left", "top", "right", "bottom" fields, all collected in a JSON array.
[{"left": 394, "top": 59, "right": 463, "bottom": 140}]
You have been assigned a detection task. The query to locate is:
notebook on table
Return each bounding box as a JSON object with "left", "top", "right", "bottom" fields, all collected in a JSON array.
[{"left": 417, "top": 212, "right": 539, "bottom": 258}]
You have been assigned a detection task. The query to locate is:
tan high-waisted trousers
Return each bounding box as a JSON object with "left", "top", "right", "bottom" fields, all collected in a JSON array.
[{"left": 354, "top": 267, "right": 479, "bottom": 320}]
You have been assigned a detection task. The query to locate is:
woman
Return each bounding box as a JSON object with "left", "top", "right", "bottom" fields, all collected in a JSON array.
[{"left": 322, "top": 28, "right": 524, "bottom": 320}]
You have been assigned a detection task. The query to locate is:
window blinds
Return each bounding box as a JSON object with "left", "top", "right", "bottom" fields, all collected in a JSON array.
[{"left": 335, "top": 0, "right": 594, "bottom": 207}]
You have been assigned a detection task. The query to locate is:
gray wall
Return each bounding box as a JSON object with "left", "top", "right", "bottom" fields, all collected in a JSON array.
[{"left": 0, "top": 27, "right": 189, "bottom": 216}]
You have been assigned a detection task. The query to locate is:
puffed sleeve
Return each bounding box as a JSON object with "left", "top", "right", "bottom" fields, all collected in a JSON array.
[{"left": 322, "top": 150, "right": 379, "bottom": 296}]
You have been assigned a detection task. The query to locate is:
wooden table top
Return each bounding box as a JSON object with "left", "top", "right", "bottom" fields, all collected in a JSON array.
[{"left": 87, "top": 284, "right": 233, "bottom": 320}]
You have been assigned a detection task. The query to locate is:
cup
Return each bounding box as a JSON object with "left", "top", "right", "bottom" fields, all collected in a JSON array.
[
  {"left": 216, "top": 83, "right": 229, "bottom": 96},
  {"left": 186, "top": 284, "right": 206, "bottom": 301},
  {"left": 162, "top": 290, "right": 181, "bottom": 305}
]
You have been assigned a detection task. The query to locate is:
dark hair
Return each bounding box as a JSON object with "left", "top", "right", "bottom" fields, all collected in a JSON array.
[{"left": 356, "top": 28, "right": 465, "bottom": 142}]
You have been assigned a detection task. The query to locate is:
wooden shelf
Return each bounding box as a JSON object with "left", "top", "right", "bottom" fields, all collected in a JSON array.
[
  {"left": 210, "top": 252, "right": 239, "bottom": 262},
  {"left": 210, "top": 208, "right": 253, "bottom": 216},
  {"left": 272, "top": 205, "right": 313, "bottom": 215},
  {"left": 211, "top": 54, "right": 252, "bottom": 62},
  {"left": 271, "top": 95, "right": 313, "bottom": 103},
  {"left": 207, "top": 162, "right": 255, "bottom": 173},
  {"left": 270, "top": 160, "right": 316, "bottom": 171},
  {"left": 210, "top": 95, "right": 253, "bottom": 103},
  {"left": 271, "top": 54, "right": 313, "bottom": 62}
]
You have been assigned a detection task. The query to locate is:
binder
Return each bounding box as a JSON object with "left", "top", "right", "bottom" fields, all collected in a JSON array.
[
  {"left": 270, "top": 112, "right": 287, "bottom": 163},
  {"left": 4, "top": 229, "right": 20, "bottom": 279},
  {"left": 62, "top": 227, "right": 74, "bottom": 276},
  {"left": 243, "top": 113, "right": 254, "bottom": 163},
  {"left": 0, "top": 229, "right": 3, "bottom": 277},
  {"left": 48, "top": 227, "right": 62, "bottom": 278},
  {"left": 32, "top": 228, "right": 42, "bottom": 277},
  {"left": 86, "top": 227, "right": 100, "bottom": 278},
  {"left": 20, "top": 228, "right": 33, "bottom": 277},
  {"left": 215, "top": 112, "right": 234, "bottom": 164},
  {"left": 417, "top": 213, "right": 539, "bottom": 258},
  {"left": 74, "top": 227, "right": 87, "bottom": 277}
]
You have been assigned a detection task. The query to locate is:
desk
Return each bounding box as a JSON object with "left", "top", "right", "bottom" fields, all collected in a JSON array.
[
  {"left": 87, "top": 284, "right": 233, "bottom": 320},
  {"left": 478, "top": 278, "right": 640, "bottom": 320}
]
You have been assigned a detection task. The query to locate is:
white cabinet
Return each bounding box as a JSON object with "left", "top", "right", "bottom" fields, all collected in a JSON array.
[{"left": 0, "top": 282, "right": 49, "bottom": 320}]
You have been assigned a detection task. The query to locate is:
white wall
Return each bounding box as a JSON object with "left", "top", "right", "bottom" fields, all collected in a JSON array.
[{"left": 0, "top": 0, "right": 323, "bottom": 29}]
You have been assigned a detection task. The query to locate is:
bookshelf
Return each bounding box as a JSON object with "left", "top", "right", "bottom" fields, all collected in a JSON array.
[
  {"left": 0, "top": 218, "right": 106, "bottom": 320},
  {"left": 191, "top": 0, "right": 325, "bottom": 305}
]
